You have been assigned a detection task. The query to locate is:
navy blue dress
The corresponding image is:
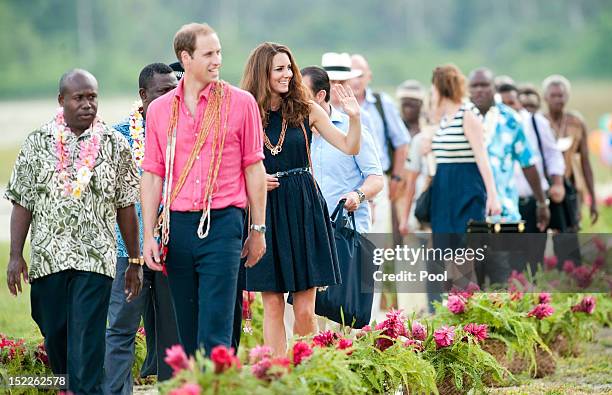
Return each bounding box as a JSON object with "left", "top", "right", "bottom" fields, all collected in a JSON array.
[
  {"left": 430, "top": 104, "right": 486, "bottom": 233},
  {"left": 245, "top": 110, "right": 341, "bottom": 292}
]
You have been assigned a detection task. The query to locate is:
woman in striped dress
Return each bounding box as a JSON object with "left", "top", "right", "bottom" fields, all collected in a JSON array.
[{"left": 429, "top": 65, "right": 500, "bottom": 232}]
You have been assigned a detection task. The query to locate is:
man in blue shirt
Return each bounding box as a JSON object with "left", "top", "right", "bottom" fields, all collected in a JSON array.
[
  {"left": 103, "top": 63, "right": 179, "bottom": 394},
  {"left": 350, "top": 54, "right": 410, "bottom": 236},
  {"left": 302, "top": 65, "right": 383, "bottom": 233},
  {"left": 468, "top": 68, "right": 550, "bottom": 286}
]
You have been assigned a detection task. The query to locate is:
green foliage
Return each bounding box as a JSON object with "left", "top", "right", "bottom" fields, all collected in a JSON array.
[
  {"left": 432, "top": 293, "right": 547, "bottom": 372},
  {"left": 1, "top": 0, "right": 612, "bottom": 98},
  {"left": 349, "top": 333, "right": 438, "bottom": 394}
]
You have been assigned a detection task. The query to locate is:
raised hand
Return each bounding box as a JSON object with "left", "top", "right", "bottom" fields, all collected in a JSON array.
[{"left": 333, "top": 84, "right": 360, "bottom": 118}]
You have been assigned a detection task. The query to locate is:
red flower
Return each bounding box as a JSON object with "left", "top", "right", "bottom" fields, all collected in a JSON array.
[
  {"left": 509, "top": 270, "right": 529, "bottom": 288},
  {"left": 527, "top": 303, "right": 554, "bottom": 319},
  {"left": 447, "top": 295, "right": 466, "bottom": 314},
  {"left": 292, "top": 341, "right": 313, "bottom": 366},
  {"left": 463, "top": 323, "right": 488, "bottom": 342},
  {"left": 572, "top": 265, "right": 593, "bottom": 288},
  {"left": 249, "top": 345, "right": 272, "bottom": 364},
  {"left": 169, "top": 382, "right": 201, "bottom": 395},
  {"left": 312, "top": 330, "right": 340, "bottom": 347},
  {"left": 593, "top": 237, "right": 606, "bottom": 253},
  {"left": 433, "top": 326, "right": 455, "bottom": 348},
  {"left": 137, "top": 327, "right": 146, "bottom": 337},
  {"left": 210, "top": 345, "right": 240, "bottom": 374},
  {"left": 562, "top": 260, "right": 576, "bottom": 274},
  {"left": 375, "top": 309, "right": 407, "bottom": 350},
  {"left": 252, "top": 357, "right": 291, "bottom": 381},
  {"left": 571, "top": 296, "right": 596, "bottom": 314},
  {"left": 404, "top": 338, "right": 424, "bottom": 352},
  {"left": 592, "top": 256, "right": 605, "bottom": 272},
  {"left": 337, "top": 338, "right": 353, "bottom": 354},
  {"left": 164, "top": 344, "right": 190, "bottom": 375},
  {"left": 543, "top": 256, "right": 558, "bottom": 271},
  {"left": 411, "top": 321, "right": 427, "bottom": 341},
  {"left": 356, "top": 325, "right": 371, "bottom": 339},
  {"left": 538, "top": 292, "right": 552, "bottom": 304},
  {"left": 35, "top": 342, "right": 49, "bottom": 366}
]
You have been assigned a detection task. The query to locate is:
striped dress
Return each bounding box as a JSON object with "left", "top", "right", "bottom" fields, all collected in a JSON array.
[{"left": 430, "top": 103, "right": 486, "bottom": 232}]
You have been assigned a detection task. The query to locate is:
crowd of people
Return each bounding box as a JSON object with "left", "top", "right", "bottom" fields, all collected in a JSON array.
[{"left": 4, "top": 22, "right": 599, "bottom": 394}]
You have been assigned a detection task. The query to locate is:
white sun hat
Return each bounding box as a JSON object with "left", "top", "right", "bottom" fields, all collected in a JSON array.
[{"left": 321, "top": 52, "right": 363, "bottom": 81}]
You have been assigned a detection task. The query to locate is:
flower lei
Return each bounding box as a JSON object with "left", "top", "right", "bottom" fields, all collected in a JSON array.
[
  {"left": 53, "top": 108, "right": 102, "bottom": 199},
  {"left": 128, "top": 101, "right": 145, "bottom": 167}
]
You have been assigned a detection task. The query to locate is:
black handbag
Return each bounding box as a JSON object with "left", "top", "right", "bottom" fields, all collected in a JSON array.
[
  {"left": 530, "top": 115, "right": 578, "bottom": 231},
  {"left": 288, "top": 200, "right": 376, "bottom": 328},
  {"left": 414, "top": 178, "right": 433, "bottom": 224}
]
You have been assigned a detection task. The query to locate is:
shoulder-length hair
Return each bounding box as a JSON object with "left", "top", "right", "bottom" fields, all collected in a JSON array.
[{"left": 241, "top": 42, "right": 311, "bottom": 128}]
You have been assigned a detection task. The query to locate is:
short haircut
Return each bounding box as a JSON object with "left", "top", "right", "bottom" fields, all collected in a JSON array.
[
  {"left": 542, "top": 74, "right": 571, "bottom": 95},
  {"left": 301, "top": 66, "right": 330, "bottom": 103},
  {"left": 173, "top": 23, "right": 216, "bottom": 62},
  {"left": 431, "top": 64, "right": 466, "bottom": 103},
  {"left": 58, "top": 68, "right": 96, "bottom": 95},
  {"left": 138, "top": 63, "right": 174, "bottom": 89},
  {"left": 497, "top": 83, "right": 518, "bottom": 94},
  {"left": 518, "top": 84, "right": 540, "bottom": 99}
]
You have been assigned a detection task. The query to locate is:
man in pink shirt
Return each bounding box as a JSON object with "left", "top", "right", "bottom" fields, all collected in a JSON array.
[{"left": 141, "top": 23, "right": 267, "bottom": 356}]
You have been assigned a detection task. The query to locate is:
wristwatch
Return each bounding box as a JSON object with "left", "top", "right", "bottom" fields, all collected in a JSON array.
[
  {"left": 536, "top": 198, "right": 550, "bottom": 208},
  {"left": 353, "top": 189, "right": 366, "bottom": 204},
  {"left": 128, "top": 257, "right": 144, "bottom": 266},
  {"left": 250, "top": 224, "right": 267, "bottom": 234},
  {"left": 391, "top": 174, "right": 403, "bottom": 182}
]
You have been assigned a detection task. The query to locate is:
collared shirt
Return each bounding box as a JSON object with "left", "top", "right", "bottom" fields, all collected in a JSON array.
[
  {"left": 515, "top": 109, "right": 565, "bottom": 197},
  {"left": 5, "top": 118, "right": 140, "bottom": 280},
  {"left": 483, "top": 102, "right": 536, "bottom": 222},
  {"left": 142, "top": 79, "right": 265, "bottom": 211},
  {"left": 311, "top": 107, "right": 382, "bottom": 233},
  {"left": 360, "top": 89, "right": 410, "bottom": 171},
  {"left": 114, "top": 120, "right": 144, "bottom": 258}
]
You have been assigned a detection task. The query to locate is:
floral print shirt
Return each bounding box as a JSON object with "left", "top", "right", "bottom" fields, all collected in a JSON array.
[
  {"left": 483, "top": 103, "right": 536, "bottom": 222},
  {"left": 5, "top": 116, "right": 139, "bottom": 280}
]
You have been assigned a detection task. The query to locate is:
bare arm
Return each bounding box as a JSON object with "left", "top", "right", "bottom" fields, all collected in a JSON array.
[
  {"left": 578, "top": 122, "right": 598, "bottom": 224},
  {"left": 310, "top": 86, "right": 361, "bottom": 155},
  {"left": 7, "top": 203, "right": 32, "bottom": 296},
  {"left": 141, "top": 171, "right": 163, "bottom": 271},
  {"left": 117, "top": 205, "right": 142, "bottom": 301},
  {"left": 463, "top": 111, "right": 501, "bottom": 215},
  {"left": 242, "top": 160, "right": 267, "bottom": 267}
]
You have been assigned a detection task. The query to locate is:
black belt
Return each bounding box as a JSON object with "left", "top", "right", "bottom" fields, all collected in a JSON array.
[{"left": 273, "top": 167, "right": 310, "bottom": 178}]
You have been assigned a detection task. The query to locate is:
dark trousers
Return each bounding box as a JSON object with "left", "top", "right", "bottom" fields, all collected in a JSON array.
[
  {"left": 519, "top": 197, "right": 548, "bottom": 273},
  {"left": 103, "top": 258, "right": 179, "bottom": 395},
  {"left": 519, "top": 196, "right": 582, "bottom": 269},
  {"left": 166, "top": 208, "right": 244, "bottom": 356},
  {"left": 31, "top": 270, "right": 112, "bottom": 395}
]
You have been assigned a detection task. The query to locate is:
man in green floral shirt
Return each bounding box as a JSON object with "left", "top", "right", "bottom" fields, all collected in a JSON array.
[{"left": 5, "top": 69, "right": 140, "bottom": 395}]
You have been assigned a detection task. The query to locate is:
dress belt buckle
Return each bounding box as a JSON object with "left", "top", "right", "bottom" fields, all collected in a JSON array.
[{"left": 275, "top": 171, "right": 283, "bottom": 178}]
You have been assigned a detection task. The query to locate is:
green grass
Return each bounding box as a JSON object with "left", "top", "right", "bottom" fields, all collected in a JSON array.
[
  {"left": 580, "top": 205, "right": 612, "bottom": 233},
  {"left": 0, "top": 146, "right": 19, "bottom": 186},
  {"left": 487, "top": 327, "right": 612, "bottom": 394},
  {"left": 0, "top": 242, "right": 39, "bottom": 339}
]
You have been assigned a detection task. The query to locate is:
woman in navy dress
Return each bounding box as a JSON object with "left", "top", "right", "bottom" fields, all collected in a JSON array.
[{"left": 241, "top": 42, "right": 362, "bottom": 356}]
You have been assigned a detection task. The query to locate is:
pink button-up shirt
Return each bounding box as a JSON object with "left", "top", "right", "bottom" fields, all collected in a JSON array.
[{"left": 142, "top": 80, "right": 264, "bottom": 211}]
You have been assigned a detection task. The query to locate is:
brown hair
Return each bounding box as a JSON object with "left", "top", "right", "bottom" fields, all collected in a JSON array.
[
  {"left": 431, "top": 64, "right": 466, "bottom": 104},
  {"left": 173, "top": 23, "right": 216, "bottom": 62},
  {"left": 241, "top": 42, "right": 311, "bottom": 128}
]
